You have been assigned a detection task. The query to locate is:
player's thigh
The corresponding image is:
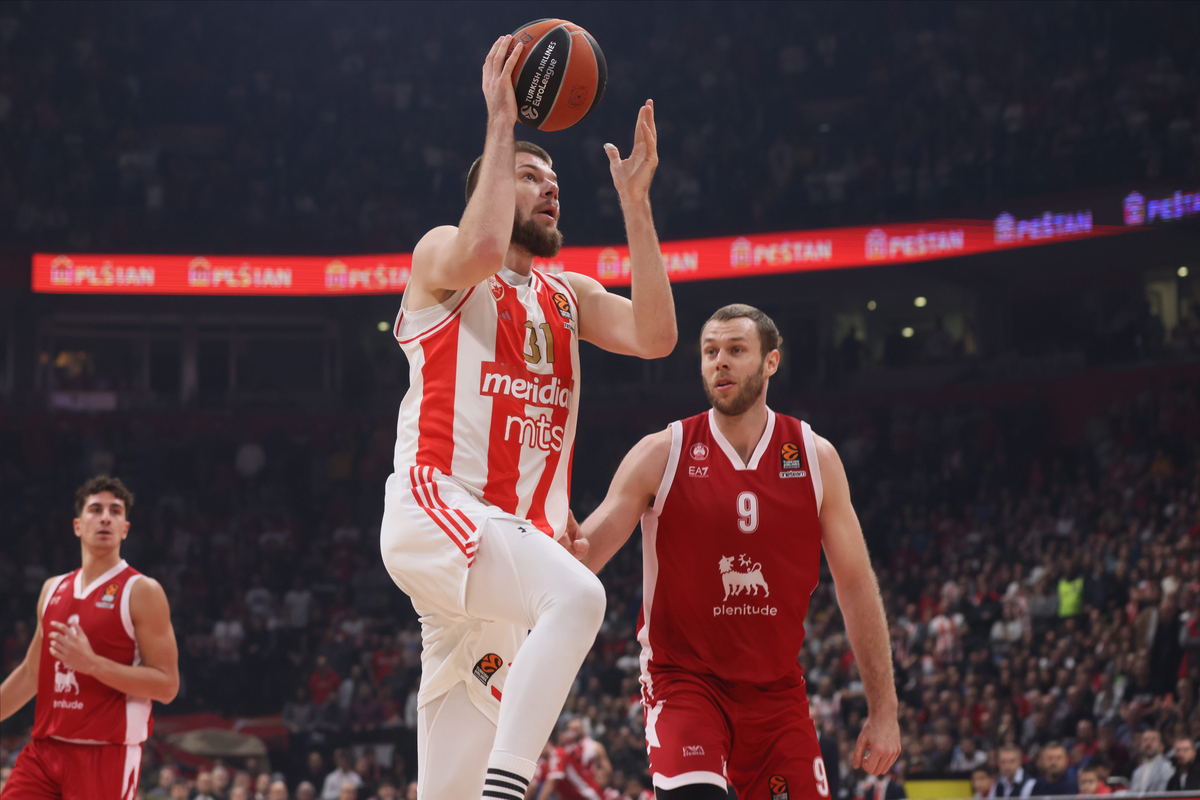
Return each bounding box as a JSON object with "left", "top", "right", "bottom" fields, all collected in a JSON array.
[
  {"left": 417, "top": 681, "right": 495, "bottom": 800},
  {"left": 729, "top": 694, "right": 830, "bottom": 800},
  {"left": 1, "top": 739, "right": 60, "bottom": 800},
  {"left": 645, "top": 674, "right": 731, "bottom": 794},
  {"left": 62, "top": 742, "right": 140, "bottom": 800}
]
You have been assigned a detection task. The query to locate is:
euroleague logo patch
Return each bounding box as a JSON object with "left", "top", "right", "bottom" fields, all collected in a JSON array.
[
  {"left": 552, "top": 292, "right": 572, "bottom": 318},
  {"left": 97, "top": 582, "right": 119, "bottom": 609},
  {"left": 779, "top": 442, "right": 806, "bottom": 479},
  {"left": 472, "top": 653, "right": 504, "bottom": 686},
  {"left": 769, "top": 774, "right": 789, "bottom": 800}
]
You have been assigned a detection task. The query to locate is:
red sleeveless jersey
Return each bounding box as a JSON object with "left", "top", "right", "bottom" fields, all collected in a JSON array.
[
  {"left": 33, "top": 560, "right": 154, "bottom": 745},
  {"left": 637, "top": 409, "right": 824, "bottom": 692}
]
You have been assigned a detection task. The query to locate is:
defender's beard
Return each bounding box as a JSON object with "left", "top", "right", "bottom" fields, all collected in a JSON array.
[
  {"left": 512, "top": 209, "right": 564, "bottom": 258},
  {"left": 704, "top": 363, "right": 767, "bottom": 417}
]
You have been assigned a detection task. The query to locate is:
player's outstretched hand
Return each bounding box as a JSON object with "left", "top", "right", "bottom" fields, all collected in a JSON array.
[
  {"left": 47, "top": 620, "right": 100, "bottom": 675},
  {"left": 604, "top": 100, "right": 658, "bottom": 204},
  {"left": 853, "top": 714, "right": 902, "bottom": 776},
  {"left": 559, "top": 509, "right": 590, "bottom": 562},
  {"left": 483, "top": 35, "right": 523, "bottom": 126}
]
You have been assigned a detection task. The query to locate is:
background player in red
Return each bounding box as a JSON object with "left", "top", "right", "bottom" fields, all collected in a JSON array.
[
  {"left": 570, "top": 305, "right": 901, "bottom": 798},
  {"left": 526, "top": 734, "right": 604, "bottom": 800},
  {"left": 1, "top": 476, "right": 179, "bottom": 800}
]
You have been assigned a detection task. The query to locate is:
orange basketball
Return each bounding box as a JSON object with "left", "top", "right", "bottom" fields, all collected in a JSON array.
[{"left": 507, "top": 19, "right": 607, "bottom": 132}]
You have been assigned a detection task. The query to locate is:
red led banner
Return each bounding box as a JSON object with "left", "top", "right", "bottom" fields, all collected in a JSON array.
[{"left": 33, "top": 214, "right": 1131, "bottom": 296}]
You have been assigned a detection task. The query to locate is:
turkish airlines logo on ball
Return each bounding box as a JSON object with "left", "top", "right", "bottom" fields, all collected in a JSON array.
[{"left": 521, "top": 105, "right": 538, "bottom": 120}]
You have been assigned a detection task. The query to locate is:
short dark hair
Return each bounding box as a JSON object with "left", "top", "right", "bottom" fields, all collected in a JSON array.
[
  {"left": 74, "top": 476, "right": 134, "bottom": 516},
  {"left": 465, "top": 141, "right": 553, "bottom": 203},
  {"left": 703, "top": 304, "right": 782, "bottom": 358},
  {"left": 972, "top": 765, "right": 994, "bottom": 776}
]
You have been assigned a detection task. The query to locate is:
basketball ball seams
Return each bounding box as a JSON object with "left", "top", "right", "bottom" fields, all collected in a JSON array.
[{"left": 581, "top": 32, "right": 607, "bottom": 119}]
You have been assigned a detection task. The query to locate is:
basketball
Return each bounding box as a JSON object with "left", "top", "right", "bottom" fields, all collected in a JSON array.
[{"left": 507, "top": 19, "right": 607, "bottom": 132}]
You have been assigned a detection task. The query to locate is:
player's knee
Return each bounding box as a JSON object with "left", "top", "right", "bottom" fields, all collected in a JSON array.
[
  {"left": 561, "top": 573, "right": 604, "bottom": 633},
  {"left": 655, "top": 783, "right": 730, "bottom": 800},
  {"left": 555, "top": 568, "right": 606, "bottom": 637}
]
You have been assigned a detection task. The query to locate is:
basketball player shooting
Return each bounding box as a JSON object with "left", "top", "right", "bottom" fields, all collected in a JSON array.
[
  {"left": 1, "top": 477, "right": 179, "bottom": 800},
  {"left": 571, "top": 305, "right": 901, "bottom": 799},
  {"left": 379, "top": 34, "right": 676, "bottom": 798}
]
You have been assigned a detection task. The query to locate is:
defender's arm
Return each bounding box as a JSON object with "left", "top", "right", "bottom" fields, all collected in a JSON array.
[
  {"left": 0, "top": 578, "right": 52, "bottom": 722},
  {"left": 566, "top": 102, "right": 676, "bottom": 359},
  {"left": 48, "top": 577, "right": 179, "bottom": 704},
  {"left": 817, "top": 434, "right": 901, "bottom": 776},
  {"left": 578, "top": 429, "right": 671, "bottom": 574},
  {"left": 409, "top": 37, "right": 525, "bottom": 299}
]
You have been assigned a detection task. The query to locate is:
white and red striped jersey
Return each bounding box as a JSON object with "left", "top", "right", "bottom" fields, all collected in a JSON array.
[
  {"left": 393, "top": 266, "right": 580, "bottom": 542},
  {"left": 33, "top": 560, "right": 153, "bottom": 746}
]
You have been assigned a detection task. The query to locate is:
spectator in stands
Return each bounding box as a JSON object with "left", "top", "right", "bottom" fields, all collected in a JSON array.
[
  {"left": 1029, "top": 743, "right": 1077, "bottom": 796},
  {"left": 951, "top": 736, "right": 988, "bottom": 772},
  {"left": 366, "top": 779, "right": 398, "bottom": 800},
  {"left": 970, "top": 766, "right": 995, "bottom": 799},
  {"left": 1167, "top": 736, "right": 1200, "bottom": 792},
  {"left": 1076, "top": 765, "right": 1110, "bottom": 796},
  {"left": 320, "top": 750, "right": 361, "bottom": 800},
  {"left": 308, "top": 657, "right": 341, "bottom": 707},
  {"left": 296, "top": 782, "right": 317, "bottom": 800},
  {"left": 989, "top": 744, "right": 1034, "bottom": 797},
  {"left": 147, "top": 766, "right": 178, "bottom": 800},
  {"left": 195, "top": 770, "right": 219, "bottom": 800},
  {"left": 267, "top": 780, "right": 289, "bottom": 800},
  {"left": 1130, "top": 729, "right": 1174, "bottom": 793}
]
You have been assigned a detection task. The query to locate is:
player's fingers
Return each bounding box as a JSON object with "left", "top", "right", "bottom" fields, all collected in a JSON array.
[
  {"left": 603, "top": 143, "right": 620, "bottom": 166},
  {"left": 501, "top": 41, "right": 524, "bottom": 80},
  {"left": 852, "top": 731, "right": 867, "bottom": 770},
  {"left": 864, "top": 744, "right": 882, "bottom": 775}
]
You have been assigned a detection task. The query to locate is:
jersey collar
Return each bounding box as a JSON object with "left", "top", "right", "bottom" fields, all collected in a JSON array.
[
  {"left": 707, "top": 407, "right": 776, "bottom": 471},
  {"left": 498, "top": 266, "right": 532, "bottom": 286},
  {"left": 75, "top": 559, "right": 129, "bottom": 599}
]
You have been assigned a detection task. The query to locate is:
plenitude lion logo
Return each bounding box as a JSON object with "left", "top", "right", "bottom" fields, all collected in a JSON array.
[
  {"left": 769, "top": 774, "right": 789, "bottom": 800},
  {"left": 473, "top": 653, "right": 504, "bottom": 686}
]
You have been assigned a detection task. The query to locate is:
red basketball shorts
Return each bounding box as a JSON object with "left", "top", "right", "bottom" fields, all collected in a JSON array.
[
  {"left": 1, "top": 738, "right": 142, "bottom": 800},
  {"left": 643, "top": 671, "right": 832, "bottom": 800}
]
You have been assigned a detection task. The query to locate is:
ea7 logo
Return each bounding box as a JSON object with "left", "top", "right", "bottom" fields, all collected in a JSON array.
[
  {"left": 682, "top": 745, "right": 705, "bottom": 757},
  {"left": 688, "top": 466, "right": 708, "bottom": 478}
]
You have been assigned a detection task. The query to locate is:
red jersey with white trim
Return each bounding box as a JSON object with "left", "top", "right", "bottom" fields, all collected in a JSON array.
[
  {"left": 33, "top": 560, "right": 154, "bottom": 745},
  {"left": 533, "top": 745, "right": 603, "bottom": 800},
  {"left": 638, "top": 409, "right": 824, "bottom": 692},
  {"left": 392, "top": 267, "right": 580, "bottom": 542}
]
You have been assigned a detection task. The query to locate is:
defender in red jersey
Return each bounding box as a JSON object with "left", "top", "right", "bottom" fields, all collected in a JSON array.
[
  {"left": 1, "top": 477, "right": 179, "bottom": 800},
  {"left": 573, "top": 306, "right": 901, "bottom": 799},
  {"left": 381, "top": 35, "right": 676, "bottom": 800}
]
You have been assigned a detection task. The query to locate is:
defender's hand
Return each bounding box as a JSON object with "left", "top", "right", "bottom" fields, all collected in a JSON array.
[
  {"left": 48, "top": 620, "right": 101, "bottom": 675},
  {"left": 559, "top": 509, "right": 590, "bottom": 562},
  {"left": 605, "top": 100, "right": 658, "bottom": 204},
  {"left": 483, "top": 35, "right": 524, "bottom": 125},
  {"left": 853, "top": 714, "right": 902, "bottom": 776}
]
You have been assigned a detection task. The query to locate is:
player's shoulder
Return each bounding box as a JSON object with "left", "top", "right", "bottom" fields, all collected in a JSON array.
[
  {"left": 414, "top": 225, "right": 459, "bottom": 252},
  {"left": 129, "top": 573, "right": 168, "bottom": 602}
]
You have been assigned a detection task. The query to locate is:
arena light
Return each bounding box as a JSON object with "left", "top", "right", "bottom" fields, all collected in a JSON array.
[
  {"left": 1180, "top": 266, "right": 1190, "bottom": 278},
  {"left": 867, "top": 300, "right": 877, "bottom": 311},
  {"left": 914, "top": 296, "right": 927, "bottom": 307},
  {"left": 377, "top": 321, "right": 390, "bottom": 332},
  {"left": 901, "top": 327, "right": 914, "bottom": 338}
]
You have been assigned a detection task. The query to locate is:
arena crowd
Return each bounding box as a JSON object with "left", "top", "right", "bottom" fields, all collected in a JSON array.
[{"left": 1, "top": 1, "right": 1197, "bottom": 255}]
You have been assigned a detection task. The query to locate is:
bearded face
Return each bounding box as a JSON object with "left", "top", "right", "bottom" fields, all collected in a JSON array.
[
  {"left": 703, "top": 358, "right": 767, "bottom": 417},
  {"left": 511, "top": 207, "right": 563, "bottom": 258}
]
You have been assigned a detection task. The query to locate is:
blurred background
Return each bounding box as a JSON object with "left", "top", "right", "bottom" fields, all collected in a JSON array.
[{"left": 1, "top": 1, "right": 1199, "bottom": 798}]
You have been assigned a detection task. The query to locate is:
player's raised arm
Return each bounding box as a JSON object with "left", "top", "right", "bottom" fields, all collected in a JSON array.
[
  {"left": 566, "top": 101, "right": 677, "bottom": 359},
  {"left": 0, "top": 578, "right": 52, "bottom": 722},
  {"left": 409, "top": 36, "right": 525, "bottom": 299},
  {"left": 577, "top": 428, "right": 672, "bottom": 573},
  {"left": 816, "top": 434, "right": 901, "bottom": 776},
  {"left": 47, "top": 576, "right": 179, "bottom": 704}
]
